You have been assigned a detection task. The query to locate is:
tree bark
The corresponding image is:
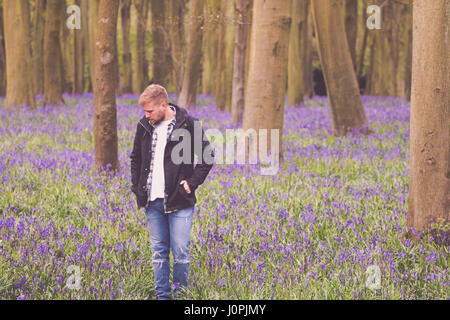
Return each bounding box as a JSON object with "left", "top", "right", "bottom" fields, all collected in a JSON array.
[
  {"left": 178, "top": 0, "right": 205, "bottom": 109},
  {"left": 0, "top": 3, "right": 6, "bottom": 97},
  {"left": 94, "top": 0, "right": 120, "bottom": 173},
  {"left": 201, "top": 0, "right": 220, "bottom": 95},
  {"left": 344, "top": 0, "right": 357, "bottom": 71},
  {"left": 311, "top": 0, "right": 369, "bottom": 136},
  {"left": 231, "top": 0, "right": 250, "bottom": 125},
  {"left": 120, "top": 0, "right": 132, "bottom": 94},
  {"left": 151, "top": 0, "right": 172, "bottom": 88},
  {"left": 168, "top": 0, "right": 185, "bottom": 95},
  {"left": 32, "top": 0, "right": 46, "bottom": 95},
  {"left": 73, "top": 0, "right": 85, "bottom": 94},
  {"left": 288, "top": 0, "right": 313, "bottom": 106},
  {"left": 3, "top": 0, "right": 36, "bottom": 109},
  {"left": 403, "top": 2, "right": 412, "bottom": 101},
  {"left": 407, "top": 0, "right": 449, "bottom": 236},
  {"left": 242, "top": 0, "right": 291, "bottom": 159},
  {"left": 81, "top": 0, "right": 92, "bottom": 92},
  {"left": 133, "top": 0, "right": 150, "bottom": 93},
  {"left": 366, "top": 0, "right": 402, "bottom": 96},
  {"left": 43, "top": 0, "right": 65, "bottom": 105},
  {"left": 89, "top": 0, "right": 99, "bottom": 90}
]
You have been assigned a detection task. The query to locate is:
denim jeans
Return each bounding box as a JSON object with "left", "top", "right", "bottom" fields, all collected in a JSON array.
[{"left": 144, "top": 198, "right": 194, "bottom": 300}]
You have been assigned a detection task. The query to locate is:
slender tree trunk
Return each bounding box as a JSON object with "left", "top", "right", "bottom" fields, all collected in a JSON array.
[
  {"left": 60, "top": 0, "right": 73, "bottom": 94},
  {"left": 223, "top": 0, "right": 235, "bottom": 113},
  {"left": 73, "top": 0, "right": 85, "bottom": 94},
  {"left": 201, "top": 0, "right": 220, "bottom": 95},
  {"left": 406, "top": 0, "right": 449, "bottom": 236},
  {"left": 344, "top": 0, "right": 357, "bottom": 71},
  {"left": 214, "top": 0, "right": 227, "bottom": 111},
  {"left": 404, "top": 2, "right": 412, "bottom": 101},
  {"left": 4, "top": 0, "right": 36, "bottom": 109},
  {"left": 151, "top": 0, "right": 171, "bottom": 88},
  {"left": 168, "top": 0, "right": 185, "bottom": 95},
  {"left": 94, "top": 0, "right": 120, "bottom": 173},
  {"left": 0, "top": 3, "right": 6, "bottom": 97},
  {"left": 32, "top": 0, "right": 46, "bottom": 95},
  {"left": 288, "top": 0, "right": 313, "bottom": 106},
  {"left": 311, "top": 0, "right": 369, "bottom": 136},
  {"left": 81, "top": 0, "right": 92, "bottom": 92},
  {"left": 242, "top": 0, "right": 291, "bottom": 160},
  {"left": 43, "top": 0, "right": 64, "bottom": 105},
  {"left": 366, "top": 0, "right": 401, "bottom": 96},
  {"left": 89, "top": 0, "right": 99, "bottom": 89},
  {"left": 133, "top": 0, "right": 150, "bottom": 93},
  {"left": 357, "top": 9, "right": 368, "bottom": 81},
  {"left": 231, "top": 0, "right": 250, "bottom": 125},
  {"left": 178, "top": 0, "right": 205, "bottom": 109},
  {"left": 120, "top": 0, "right": 132, "bottom": 94}
]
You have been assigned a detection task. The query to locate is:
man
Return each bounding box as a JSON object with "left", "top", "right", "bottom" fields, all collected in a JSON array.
[{"left": 130, "top": 84, "right": 214, "bottom": 300}]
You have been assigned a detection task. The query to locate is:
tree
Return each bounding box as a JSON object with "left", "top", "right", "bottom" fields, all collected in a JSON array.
[
  {"left": 365, "top": 0, "right": 402, "bottom": 96},
  {"left": 32, "top": 0, "right": 46, "bottom": 95},
  {"left": 88, "top": 0, "right": 99, "bottom": 89},
  {"left": 72, "top": 0, "right": 85, "bottom": 94},
  {"left": 344, "top": 0, "right": 357, "bottom": 71},
  {"left": 3, "top": 0, "right": 36, "bottom": 109},
  {"left": 214, "top": 0, "right": 234, "bottom": 112},
  {"left": 43, "top": 0, "right": 65, "bottom": 105},
  {"left": 311, "top": 0, "right": 369, "bottom": 136},
  {"left": 151, "top": 0, "right": 172, "bottom": 87},
  {"left": 287, "top": 0, "right": 314, "bottom": 106},
  {"left": 201, "top": 0, "right": 220, "bottom": 95},
  {"left": 406, "top": 0, "right": 449, "bottom": 237},
  {"left": 93, "top": 0, "right": 120, "bottom": 173},
  {"left": 242, "top": 0, "right": 291, "bottom": 160},
  {"left": 178, "top": 0, "right": 205, "bottom": 109},
  {"left": 0, "top": 2, "right": 6, "bottom": 97},
  {"left": 231, "top": 0, "right": 251, "bottom": 125},
  {"left": 120, "top": 0, "right": 133, "bottom": 94},
  {"left": 168, "top": 0, "right": 185, "bottom": 95},
  {"left": 133, "top": 0, "right": 150, "bottom": 93}
]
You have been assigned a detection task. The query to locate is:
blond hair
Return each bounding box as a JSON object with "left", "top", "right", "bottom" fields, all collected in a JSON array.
[{"left": 138, "top": 84, "right": 168, "bottom": 106}]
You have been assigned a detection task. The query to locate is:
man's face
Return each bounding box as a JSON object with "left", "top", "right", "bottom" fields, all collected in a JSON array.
[{"left": 141, "top": 99, "right": 166, "bottom": 126}]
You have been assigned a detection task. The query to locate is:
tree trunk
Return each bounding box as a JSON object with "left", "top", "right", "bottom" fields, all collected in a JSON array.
[
  {"left": 231, "top": 0, "right": 250, "bottom": 125},
  {"left": 81, "top": 0, "right": 92, "bottom": 92},
  {"left": 168, "top": 0, "right": 185, "bottom": 95},
  {"left": 43, "top": 0, "right": 64, "bottom": 105},
  {"left": 403, "top": 2, "right": 412, "bottom": 101},
  {"left": 32, "top": 0, "right": 46, "bottom": 95},
  {"left": 344, "top": 0, "right": 357, "bottom": 71},
  {"left": 120, "top": 0, "right": 132, "bottom": 94},
  {"left": 3, "top": 0, "right": 36, "bottom": 109},
  {"left": 311, "top": 0, "right": 369, "bottom": 136},
  {"left": 366, "top": 0, "right": 402, "bottom": 96},
  {"left": 133, "top": 0, "right": 150, "bottom": 93},
  {"left": 178, "top": 0, "right": 205, "bottom": 110},
  {"left": 89, "top": 0, "right": 99, "bottom": 90},
  {"left": 0, "top": 3, "right": 6, "bottom": 97},
  {"left": 151, "top": 0, "right": 171, "bottom": 88},
  {"left": 73, "top": 0, "right": 85, "bottom": 94},
  {"left": 288, "top": 0, "right": 313, "bottom": 106},
  {"left": 242, "top": 0, "right": 291, "bottom": 160},
  {"left": 201, "top": 0, "right": 220, "bottom": 95},
  {"left": 406, "top": 0, "right": 449, "bottom": 236},
  {"left": 214, "top": 0, "right": 227, "bottom": 111},
  {"left": 94, "top": 0, "right": 120, "bottom": 173}
]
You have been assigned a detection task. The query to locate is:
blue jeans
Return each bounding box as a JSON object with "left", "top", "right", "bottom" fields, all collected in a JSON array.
[{"left": 144, "top": 198, "right": 194, "bottom": 300}]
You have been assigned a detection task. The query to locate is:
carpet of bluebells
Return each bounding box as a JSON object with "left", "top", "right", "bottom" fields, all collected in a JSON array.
[{"left": 0, "top": 93, "right": 448, "bottom": 300}]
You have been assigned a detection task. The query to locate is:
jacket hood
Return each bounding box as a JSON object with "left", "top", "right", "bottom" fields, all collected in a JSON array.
[{"left": 138, "top": 102, "right": 188, "bottom": 134}]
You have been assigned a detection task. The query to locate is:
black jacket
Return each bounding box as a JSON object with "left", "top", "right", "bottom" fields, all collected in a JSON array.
[{"left": 130, "top": 103, "right": 214, "bottom": 213}]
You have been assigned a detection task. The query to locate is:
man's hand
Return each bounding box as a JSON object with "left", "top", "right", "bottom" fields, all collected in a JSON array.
[{"left": 180, "top": 180, "right": 191, "bottom": 194}]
